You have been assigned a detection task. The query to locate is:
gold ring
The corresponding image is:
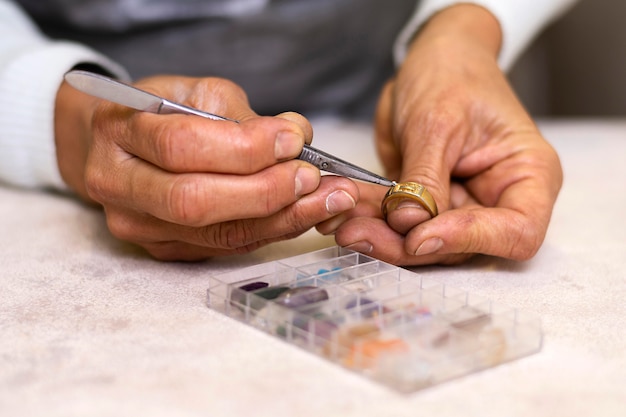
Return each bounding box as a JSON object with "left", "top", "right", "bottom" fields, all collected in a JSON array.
[{"left": 381, "top": 182, "right": 438, "bottom": 219}]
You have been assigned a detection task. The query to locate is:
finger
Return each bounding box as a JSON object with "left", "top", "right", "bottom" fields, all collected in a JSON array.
[
  {"left": 316, "top": 182, "right": 386, "bottom": 235},
  {"left": 403, "top": 208, "right": 539, "bottom": 261},
  {"left": 104, "top": 176, "right": 358, "bottom": 259},
  {"left": 104, "top": 112, "right": 307, "bottom": 175},
  {"left": 275, "top": 112, "right": 314, "bottom": 145},
  {"left": 104, "top": 206, "right": 303, "bottom": 259},
  {"left": 141, "top": 238, "right": 307, "bottom": 261},
  {"left": 335, "top": 217, "right": 409, "bottom": 265},
  {"left": 333, "top": 217, "right": 471, "bottom": 266},
  {"left": 96, "top": 76, "right": 309, "bottom": 175},
  {"left": 449, "top": 181, "right": 479, "bottom": 209},
  {"left": 111, "top": 226, "right": 306, "bottom": 261},
  {"left": 143, "top": 241, "right": 244, "bottom": 261},
  {"left": 463, "top": 143, "right": 562, "bottom": 208},
  {"left": 348, "top": 164, "right": 557, "bottom": 264},
  {"left": 382, "top": 107, "right": 472, "bottom": 235},
  {"left": 205, "top": 176, "right": 357, "bottom": 250},
  {"left": 405, "top": 179, "right": 555, "bottom": 261},
  {"left": 400, "top": 141, "right": 561, "bottom": 260},
  {"left": 383, "top": 196, "right": 438, "bottom": 236},
  {"left": 86, "top": 158, "right": 322, "bottom": 226},
  {"left": 337, "top": 179, "right": 552, "bottom": 264},
  {"left": 332, "top": 181, "right": 479, "bottom": 265},
  {"left": 384, "top": 179, "right": 477, "bottom": 236}
]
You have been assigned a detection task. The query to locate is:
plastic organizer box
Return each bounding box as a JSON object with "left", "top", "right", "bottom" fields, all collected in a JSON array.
[{"left": 206, "top": 246, "right": 542, "bottom": 393}]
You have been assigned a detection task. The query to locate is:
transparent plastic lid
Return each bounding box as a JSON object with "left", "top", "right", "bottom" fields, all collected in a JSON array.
[{"left": 207, "top": 247, "right": 542, "bottom": 393}]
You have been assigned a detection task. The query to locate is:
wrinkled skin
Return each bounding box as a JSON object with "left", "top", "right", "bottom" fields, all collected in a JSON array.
[
  {"left": 55, "top": 76, "right": 359, "bottom": 260},
  {"left": 55, "top": 5, "right": 562, "bottom": 265},
  {"left": 318, "top": 5, "right": 563, "bottom": 265}
]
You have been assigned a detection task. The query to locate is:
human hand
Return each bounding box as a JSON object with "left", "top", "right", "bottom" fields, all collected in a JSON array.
[
  {"left": 318, "top": 4, "right": 562, "bottom": 265},
  {"left": 55, "top": 75, "right": 358, "bottom": 260}
]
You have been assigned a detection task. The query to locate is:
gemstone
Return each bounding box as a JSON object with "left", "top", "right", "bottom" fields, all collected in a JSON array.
[
  {"left": 231, "top": 284, "right": 289, "bottom": 312},
  {"left": 345, "top": 338, "right": 409, "bottom": 368},
  {"left": 275, "top": 286, "right": 329, "bottom": 309},
  {"left": 238, "top": 281, "right": 269, "bottom": 292},
  {"left": 254, "top": 286, "right": 290, "bottom": 300}
]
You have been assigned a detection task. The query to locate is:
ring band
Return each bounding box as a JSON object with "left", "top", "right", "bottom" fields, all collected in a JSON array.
[{"left": 381, "top": 182, "right": 438, "bottom": 219}]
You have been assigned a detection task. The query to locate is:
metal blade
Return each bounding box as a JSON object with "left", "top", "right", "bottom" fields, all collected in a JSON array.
[
  {"left": 64, "top": 70, "right": 234, "bottom": 121},
  {"left": 64, "top": 70, "right": 164, "bottom": 113}
]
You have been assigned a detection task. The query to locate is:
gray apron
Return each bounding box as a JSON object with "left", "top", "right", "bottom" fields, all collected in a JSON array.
[{"left": 17, "top": 0, "right": 417, "bottom": 118}]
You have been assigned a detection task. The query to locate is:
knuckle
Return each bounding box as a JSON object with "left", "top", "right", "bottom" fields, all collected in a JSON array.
[
  {"left": 454, "top": 210, "right": 544, "bottom": 261},
  {"left": 145, "top": 247, "right": 177, "bottom": 261},
  {"left": 200, "top": 221, "right": 258, "bottom": 250},
  {"left": 92, "top": 102, "right": 130, "bottom": 145},
  {"left": 400, "top": 106, "right": 462, "bottom": 143},
  {"left": 438, "top": 253, "right": 475, "bottom": 266},
  {"left": 408, "top": 164, "right": 442, "bottom": 190},
  {"left": 454, "top": 210, "right": 488, "bottom": 254},
  {"left": 151, "top": 119, "right": 194, "bottom": 170},
  {"left": 243, "top": 168, "right": 287, "bottom": 217},
  {"left": 259, "top": 172, "right": 283, "bottom": 215},
  {"left": 278, "top": 204, "right": 314, "bottom": 234},
  {"left": 104, "top": 210, "right": 136, "bottom": 241},
  {"left": 190, "top": 77, "right": 249, "bottom": 112},
  {"left": 151, "top": 121, "right": 178, "bottom": 168},
  {"left": 507, "top": 219, "right": 544, "bottom": 261},
  {"left": 86, "top": 112, "right": 129, "bottom": 203},
  {"left": 91, "top": 104, "right": 110, "bottom": 133},
  {"left": 230, "top": 129, "right": 258, "bottom": 171},
  {"left": 84, "top": 164, "right": 112, "bottom": 203},
  {"left": 210, "top": 77, "right": 248, "bottom": 101},
  {"left": 232, "top": 116, "right": 291, "bottom": 172},
  {"left": 424, "top": 109, "right": 459, "bottom": 137},
  {"left": 143, "top": 242, "right": 187, "bottom": 262},
  {"left": 167, "top": 176, "right": 214, "bottom": 226}
]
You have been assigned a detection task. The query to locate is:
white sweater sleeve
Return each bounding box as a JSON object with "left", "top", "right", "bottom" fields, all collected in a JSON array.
[
  {"left": 394, "top": 0, "right": 579, "bottom": 71},
  {"left": 0, "top": 0, "right": 128, "bottom": 190}
]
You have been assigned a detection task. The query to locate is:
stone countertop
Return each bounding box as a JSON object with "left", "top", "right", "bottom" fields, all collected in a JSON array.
[{"left": 1, "top": 118, "right": 625, "bottom": 417}]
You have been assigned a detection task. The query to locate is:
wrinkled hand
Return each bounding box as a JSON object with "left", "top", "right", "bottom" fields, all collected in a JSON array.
[
  {"left": 318, "top": 5, "right": 562, "bottom": 265},
  {"left": 55, "top": 75, "right": 358, "bottom": 260}
]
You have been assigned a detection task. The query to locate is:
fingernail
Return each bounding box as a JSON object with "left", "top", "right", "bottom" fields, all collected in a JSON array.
[
  {"left": 414, "top": 237, "right": 443, "bottom": 256},
  {"left": 275, "top": 131, "right": 303, "bottom": 160},
  {"left": 295, "top": 166, "right": 320, "bottom": 197},
  {"left": 325, "top": 190, "right": 356, "bottom": 215},
  {"left": 345, "top": 241, "right": 374, "bottom": 254},
  {"left": 395, "top": 200, "right": 428, "bottom": 211}
]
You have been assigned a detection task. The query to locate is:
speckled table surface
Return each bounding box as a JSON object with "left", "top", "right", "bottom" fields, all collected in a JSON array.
[{"left": 1, "top": 118, "right": 625, "bottom": 417}]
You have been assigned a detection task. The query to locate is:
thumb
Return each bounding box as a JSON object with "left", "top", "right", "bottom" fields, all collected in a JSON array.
[{"left": 406, "top": 205, "right": 545, "bottom": 261}]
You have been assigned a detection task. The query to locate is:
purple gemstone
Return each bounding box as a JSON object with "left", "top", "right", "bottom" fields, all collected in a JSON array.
[
  {"left": 275, "top": 286, "right": 329, "bottom": 309},
  {"left": 239, "top": 281, "right": 269, "bottom": 292}
]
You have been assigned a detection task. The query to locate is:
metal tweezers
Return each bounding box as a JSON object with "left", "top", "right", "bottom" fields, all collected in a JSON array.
[{"left": 65, "top": 70, "right": 395, "bottom": 187}]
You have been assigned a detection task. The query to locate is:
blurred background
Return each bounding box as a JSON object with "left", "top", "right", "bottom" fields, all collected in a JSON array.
[{"left": 509, "top": 0, "right": 626, "bottom": 117}]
